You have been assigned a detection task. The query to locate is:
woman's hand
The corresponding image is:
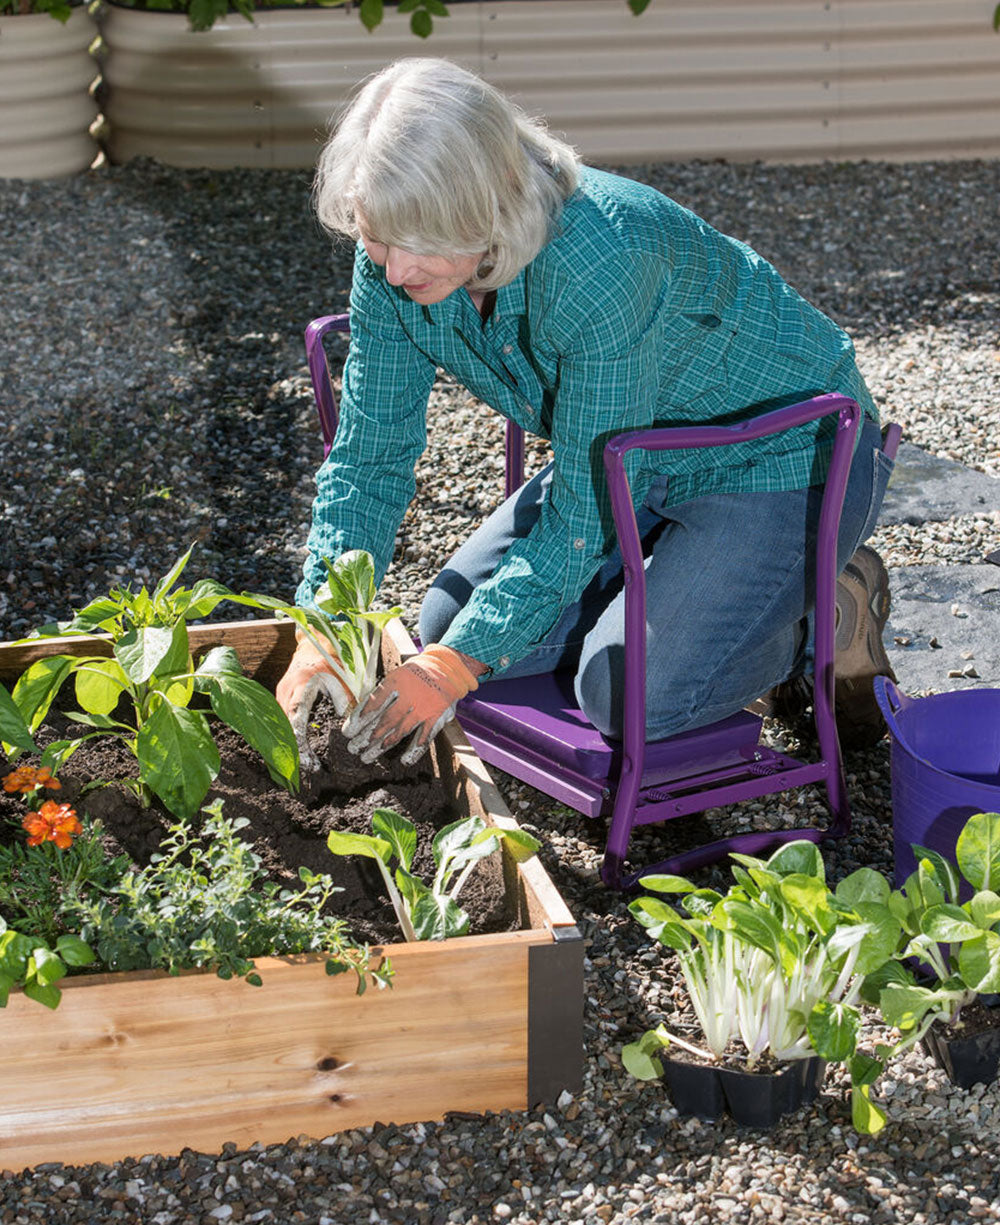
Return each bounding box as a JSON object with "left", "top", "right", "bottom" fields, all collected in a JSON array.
[
  {"left": 343, "top": 644, "right": 484, "bottom": 766},
  {"left": 276, "top": 632, "right": 354, "bottom": 772}
]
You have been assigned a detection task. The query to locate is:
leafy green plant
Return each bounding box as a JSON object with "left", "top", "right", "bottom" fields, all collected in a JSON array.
[
  {"left": 63, "top": 799, "right": 389, "bottom": 992},
  {"left": 326, "top": 808, "right": 540, "bottom": 941},
  {"left": 103, "top": 0, "right": 448, "bottom": 37},
  {"left": 861, "top": 812, "right": 1000, "bottom": 1064},
  {"left": 0, "top": 919, "right": 95, "bottom": 1010},
  {"left": 0, "top": 0, "right": 75, "bottom": 21},
  {"left": 251, "top": 550, "right": 401, "bottom": 770},
  {"left": 5, "top": 545, "right": 299, "bottom": 820},
  {"left": 623, "top": 841, "right": 902, "bottom": 1133}
]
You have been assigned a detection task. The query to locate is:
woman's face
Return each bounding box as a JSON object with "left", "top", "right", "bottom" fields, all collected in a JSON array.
[{"left": 359, "top": 227, "right": 484, "bottom": 305}]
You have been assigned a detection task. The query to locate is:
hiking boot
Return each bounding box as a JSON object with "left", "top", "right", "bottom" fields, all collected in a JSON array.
[
  {"left": 749, "top": 546, "right": 895, "bottom": 750},
  {"left": 833, "top": 545, "right": 896, "bottom": 749}
]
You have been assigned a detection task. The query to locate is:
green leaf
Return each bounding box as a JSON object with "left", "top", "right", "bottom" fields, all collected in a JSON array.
[
  {"left": 636, "top": 873, "right": 695, "bottom": 895},
  {"left": 358, "top": 0, "right": 382, "bottom": 34},
  {"left": 199, "top": 673, "right": 299, "bottom": 793},
  {"left": 994, "top": 2, "right": 1000, "bottom": 32},
  {"left": 65, "top": 596, "right": 125, "bottom": 633},
  {"left": 628, "top": 897, "right": 693, "bottom": 950},
  {"left": 969, "top": 890, "right": 1000, "bottom": 930},
  {"left": 195, "top": 646, "right": 244, "bottom": 678},
  {"left": 879, "top": 983, "right": 940, "bottom": 1031},
  {"left": 326, "top": 829, "right": 392, "bottom": 865},
  {"left": 0, "top": 681, "right": 37, "bottom": 754},
  {"left": 137, "top": 701, "right": 219, "bottom": 820},
  {"left": 766, "top": 840, "right": 824, "bottom": 881},
  {"left": 11, "top": 655, "right": 78, "bottom": 732},
  {"left": 957, "top": 930, "right": 1000, "bottom": 993},
  {"left": 410, "top": 9, "right": 432, "bottom": 36},
  {"left": 410, "top": 890, "right": 468, "bottom": 940},
  {"left": 432, "top": 816, "right": 486, "bottom": 874},
  {"left": 74, "top": 657, "right": 128, "bottom": 716},
  {"left": 836, "top": 867, "right": 890, "bottom": 908},
  {"left": 851, "top": 903, "right": 903, "bottom": 976},
  {"left": 152, "top": 543, "right": 195, "bottom": 605},
  {"left": 681, "top": 889, "right": 723, "bottom": 918},
  {"left": 0, "top": 971, "right": 13, "bottom": 1008},
  {"left": 808, "top": 1000, "right": 860, "bottom": 1063},
  {"left": 851, "top": 1082, "right": 887, "bottom": 1135},
  {"left": 910, "top": 844, "right": 960, "bottom": 901},
  {"left": 30, "top": 946, "right": 67, "bottom": 988},
  {"left": 55, "top": 934, "right": 96, "bottom": 967},
  {"left": 778, "top": 873, "right": 836, "bottom": 933},
  {"left": 372, "top": 808, "right": 417, "bottom": 872},
  {"left": 488, "top": 827, "right": 541, "bottom": 863},
  {"left": 621, "top": 1037, "right": 664, "bottom": 1080},
  {"left": 717, "top": 899, "right": 783, "bottom": 963},
  {"left": 22, "top": 980, "right": 62, "bottom": 1010},
  {"left": 0, "top": 931, "right": 33, "bottom": 979},
  {"left": 424, "top": 0, "right": 448, "bottom": 14},
  {"left": 116, "top": 623, "right": 186, "bottom": 685},
  {"left": 920, "top": 903, "right": 982, "bottom": 944},
  {"left": 957, "top": 813, "right": 1000, "bottom": 893},
  {"left": 318, "top": 550, "right": 377, "bottom": 616},
  {"left": 628, "top": 0, "right": 652, "bottom": 14},
  {"left": 849, "top": 1050, "right": 884, "bottom": 1089},
  {"left": 177, "top": 579, "right": 235, "bottom": 621}
]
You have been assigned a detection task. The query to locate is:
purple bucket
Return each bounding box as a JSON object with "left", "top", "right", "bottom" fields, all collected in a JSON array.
[{"left": 874, "top": 677, "right": 1000, "bottom": 888}]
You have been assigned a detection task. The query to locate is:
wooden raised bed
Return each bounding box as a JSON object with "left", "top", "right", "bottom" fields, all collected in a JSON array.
[{"left": 0, "top": 618, "right": 582, "bottom": 1170}]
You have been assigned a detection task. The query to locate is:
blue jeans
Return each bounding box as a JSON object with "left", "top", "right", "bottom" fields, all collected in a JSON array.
[{"left": 420, "top": 417, "right": 893, "bottom": 740}]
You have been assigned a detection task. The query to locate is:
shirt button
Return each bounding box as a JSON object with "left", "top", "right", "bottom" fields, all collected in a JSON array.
[
  {"left": 573, "top": 538, "right": 586, "bottom": 550},
  {"left": 498, "top": 655, "right": 510, "bottom": 668},
  {"left": 502, "top": 344, "right": 513, "bottom": 354}
]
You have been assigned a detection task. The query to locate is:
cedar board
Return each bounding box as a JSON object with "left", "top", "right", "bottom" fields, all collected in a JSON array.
[{"left": 0, "top": 619, "right": 582, "bottom": 1170}]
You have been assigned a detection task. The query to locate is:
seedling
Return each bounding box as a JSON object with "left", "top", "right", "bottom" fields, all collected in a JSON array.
[{"left": 326, "top": 808, "right": 540, "bottom": 941}]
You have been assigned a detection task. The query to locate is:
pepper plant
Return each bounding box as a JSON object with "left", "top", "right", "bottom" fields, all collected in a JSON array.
[
  {"left": 623, "top": 840, "right": 902, "bottom": 1133},
  {"left": 4, "top": 545, "right": 299, "bottom": 820},
  {"left": 326, "top": 808, "right": 540, "bottom": 941}
]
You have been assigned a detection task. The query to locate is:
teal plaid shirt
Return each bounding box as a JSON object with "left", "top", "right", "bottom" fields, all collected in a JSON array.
[{"left": 298, "top": 166, "right": 877, "bottom": 675}]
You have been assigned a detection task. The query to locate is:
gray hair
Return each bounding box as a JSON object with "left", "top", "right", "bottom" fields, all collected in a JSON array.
[{"left": 313, "top": 58, "right": 580, "bottom": 290}]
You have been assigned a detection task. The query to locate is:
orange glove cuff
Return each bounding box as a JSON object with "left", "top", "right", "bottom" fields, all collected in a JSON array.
[{"left": 416, "top": 644, "right": 481, "bottom": 698}]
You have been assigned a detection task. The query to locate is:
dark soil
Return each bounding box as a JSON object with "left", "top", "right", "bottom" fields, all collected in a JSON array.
[
  {"left": 945, "top": 999, "right": 1000, "bottom": 1041},
  {"left": 0, "top": 697, "right": 516, "bottom": 949}
]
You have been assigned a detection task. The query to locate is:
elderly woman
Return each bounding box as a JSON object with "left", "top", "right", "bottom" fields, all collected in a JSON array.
[{"left": 277, "top": 57, "right": 894, "bottom": 766}]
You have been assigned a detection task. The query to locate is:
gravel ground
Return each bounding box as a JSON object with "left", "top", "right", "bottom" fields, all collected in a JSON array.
[{"left": 2, "top": 155, "right": 1000, "bottom": 1223}]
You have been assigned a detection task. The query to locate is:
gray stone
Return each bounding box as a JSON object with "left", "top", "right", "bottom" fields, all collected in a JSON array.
[
  {"left": 879, "top": 442, "right": 1000, "bottom": 526},
  {"left": 886, "top": 563, "right": 1000, "bottom": 693}
]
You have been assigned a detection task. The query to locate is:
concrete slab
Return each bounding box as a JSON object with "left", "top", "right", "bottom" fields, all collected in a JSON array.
[
  {"left": 886, "top": 563, "right": 1000, "bottom": 695},
  {"left": 880, "top": 442, "right": 1000, "bottom": 526}
]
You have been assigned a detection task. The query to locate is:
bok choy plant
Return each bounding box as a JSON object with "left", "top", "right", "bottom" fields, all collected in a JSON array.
[
  {"left": 860, "top": 811, "right": 1000, "bottom": 1068},
  {"left": 245, "top": 550, "right": 401, "bottom": 771},
  {"left": 623, "top": 840, "right": 902, "bottom": 1133},
  {"left": 326, "top": 808, "right": 540, "bottom": 941}
]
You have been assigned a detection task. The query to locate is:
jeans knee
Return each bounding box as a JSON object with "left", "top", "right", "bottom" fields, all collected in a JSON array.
[{"left": 574, "top": 644, "right": 625, "bottom": 739}]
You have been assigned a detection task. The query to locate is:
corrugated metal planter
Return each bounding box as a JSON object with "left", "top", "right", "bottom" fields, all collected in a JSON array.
[
  {"left": 0, "top": 617, "right": 583, "bottom": 1170},
  {"left": 99, "top": 0, "right": 1000, "bottom": 170},
  {"left": 0, "top": 7, "right": 99, "bottom": 179},
  {"left": 98, "top": 2, "right": 485, "bottom": 170}
]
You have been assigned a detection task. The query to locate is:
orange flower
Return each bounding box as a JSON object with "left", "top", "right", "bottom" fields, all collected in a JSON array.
[
  {"left": 3, "top": 765, "right": 61, "bottom": 794},
  {"left": 22, "top": 800, "right": 82, "bottom": 850}
]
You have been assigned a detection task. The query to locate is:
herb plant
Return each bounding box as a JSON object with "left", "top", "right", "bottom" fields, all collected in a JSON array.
[
  {"left": 326, "top": 808, "right": 540, "bottom": 941},
  {"left": 623, "top": 840, "right": 902, "bottom": 1133},
  {"left": 5, "top": 545, "right": 299, "bottom": 820},
  {"left": 64, "top": 799, "right": 389, "bottom": 992},
  {"left": 0, "top": 920, "right": 95, "bottom": 1010}
]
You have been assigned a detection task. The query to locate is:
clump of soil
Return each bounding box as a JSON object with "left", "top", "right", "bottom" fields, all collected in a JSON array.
[{"left": 0, "top": 697, "right": 517, "bottom": 948}]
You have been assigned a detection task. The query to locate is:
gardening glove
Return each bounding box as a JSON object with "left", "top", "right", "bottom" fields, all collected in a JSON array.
[
  {"left": 276, "top": 629, "right": 355, "bottom": 773},
  {"left": 343, "top": 644, "right": 483, "bottom": 766}
]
